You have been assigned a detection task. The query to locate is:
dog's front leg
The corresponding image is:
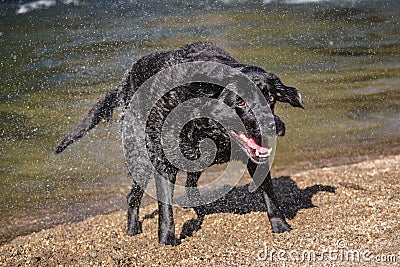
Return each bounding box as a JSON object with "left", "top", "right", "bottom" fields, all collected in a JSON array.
[
  {"left": 247, "top": 161, "right": 291, "bottom": 233},
  {"left": 155, "top": 169, "right": 180, "bottom": 246}
]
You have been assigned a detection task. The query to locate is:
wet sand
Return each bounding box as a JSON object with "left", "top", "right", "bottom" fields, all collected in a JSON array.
[{"left": 1, "top": 155, "right": 399, "bottom": 266}]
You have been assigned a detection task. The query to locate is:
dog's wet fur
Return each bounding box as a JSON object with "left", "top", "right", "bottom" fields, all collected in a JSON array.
[{"left": 56, "top": 42, "right": 304, "bottom": 245}]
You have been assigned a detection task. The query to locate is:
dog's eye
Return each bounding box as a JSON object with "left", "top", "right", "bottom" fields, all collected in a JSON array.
[
  {"left": 236, "top": 100, "right": 246, "bottom": 107},
  {"left": 269, "top": 95, "right": 275, "bottom": 103}
]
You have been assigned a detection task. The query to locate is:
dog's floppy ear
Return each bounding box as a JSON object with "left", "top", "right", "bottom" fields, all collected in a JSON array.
[
  {"left": 241, "top": 66, "right": 304, "bottom": 109},
  {"left": 275, "top": 85, "right": 304, "bottom": 109}
]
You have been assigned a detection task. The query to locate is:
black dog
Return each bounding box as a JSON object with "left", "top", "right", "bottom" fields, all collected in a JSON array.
[{"left": 56, "top": 42, "right": 304, "bottom": 245}]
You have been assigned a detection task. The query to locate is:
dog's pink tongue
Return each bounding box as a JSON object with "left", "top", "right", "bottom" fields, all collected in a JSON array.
[{"left": 247, "top": 138, "right": 269, "bottom": 153}]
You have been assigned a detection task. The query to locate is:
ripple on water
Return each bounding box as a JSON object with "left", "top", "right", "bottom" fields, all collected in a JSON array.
[{"left": 353, "top": 78, "right": 400, "bottom": 95}]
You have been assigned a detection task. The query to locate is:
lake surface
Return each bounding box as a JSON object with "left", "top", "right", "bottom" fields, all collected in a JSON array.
[{"left": 1, "top": 0, "right": 399, "bottom": 244}]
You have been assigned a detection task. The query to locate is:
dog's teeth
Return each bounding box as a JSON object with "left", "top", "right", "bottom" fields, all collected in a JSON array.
[{"left": 258, "top": 149, "right": 272, "bottom": 158}]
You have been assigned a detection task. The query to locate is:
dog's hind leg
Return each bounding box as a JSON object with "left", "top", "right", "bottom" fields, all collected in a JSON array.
[
  {"left": 186, "top": 171, "right": 206, "bottom": 219},
  {"left": 247, "top": 161, "right": 291, "bottom": 233},
  {"left": 155, "top": 169, "right": 181, "bottom": 246},
  {"left": 126, "top": 176, "right": 149, "bottom": 236},
  {"left": 186, "top": 171, "right": 202, "bottom": 205},
  {"left": 178, "top": 171, "right": 205, "bottom": 240}
]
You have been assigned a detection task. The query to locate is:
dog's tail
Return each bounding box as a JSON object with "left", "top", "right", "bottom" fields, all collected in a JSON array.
[{"left": 55, "top": 80, "right": 128, "bottom": 154}]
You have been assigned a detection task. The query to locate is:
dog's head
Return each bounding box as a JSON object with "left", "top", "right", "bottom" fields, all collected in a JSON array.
[
  {"left": 214, "top": 66, "right": 304, "bottom": 163},
  {"left": 241, "top": 66, "right": 304, "bottom": 136}
]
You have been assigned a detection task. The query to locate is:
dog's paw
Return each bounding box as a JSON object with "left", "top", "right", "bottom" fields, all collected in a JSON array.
[
  {"left": 159, "top": 235, "right": 181, "bottom": 246},
  {"left": 180, "top": 218, "right": 202, "bottom": 239},
  {"left": 270, "top": 218, "right": 292, "bottom": 233},
  {"left": 126, "top": 222, "right": 142, "bottom": 236}
]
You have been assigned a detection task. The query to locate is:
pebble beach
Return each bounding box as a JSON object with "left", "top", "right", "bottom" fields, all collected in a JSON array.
[{"left": 1, "top": 155, "right": 399, "bottom": 266}]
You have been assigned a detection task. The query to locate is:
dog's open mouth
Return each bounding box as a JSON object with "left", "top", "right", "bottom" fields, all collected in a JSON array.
[{"left": 230, "top": 131, "right": 272, "bottom": 163}]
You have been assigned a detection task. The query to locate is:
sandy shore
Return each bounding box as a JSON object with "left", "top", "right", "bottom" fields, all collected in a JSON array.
[{"left": 1, "top": 155, "right": 399, "bottom": 266}]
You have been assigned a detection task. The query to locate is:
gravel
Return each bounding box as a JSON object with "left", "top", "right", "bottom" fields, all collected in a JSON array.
[{"left": 1, "top": 155, "right": 399, "bottom": 266}]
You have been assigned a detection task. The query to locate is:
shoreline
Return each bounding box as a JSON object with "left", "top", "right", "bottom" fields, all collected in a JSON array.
[
  {"left": 1, "top": 152, "right": 398, "bottom": 246},
  {"left": 1, "top": 154, "right": 399, "bottom": 265}
]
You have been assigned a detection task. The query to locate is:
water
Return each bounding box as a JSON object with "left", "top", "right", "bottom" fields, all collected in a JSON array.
[{"left": 1, "top": 0, "right": 399, "bottom": 244}]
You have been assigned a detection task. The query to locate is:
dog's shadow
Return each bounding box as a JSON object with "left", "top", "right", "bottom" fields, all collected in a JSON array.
[{"left": 143, "top": 176, "right": 335, "bottom": 241}]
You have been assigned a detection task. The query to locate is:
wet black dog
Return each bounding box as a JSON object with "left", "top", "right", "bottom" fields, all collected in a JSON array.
[{"left": 56, "top": 42, "right": 304, "bottom": 245}]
